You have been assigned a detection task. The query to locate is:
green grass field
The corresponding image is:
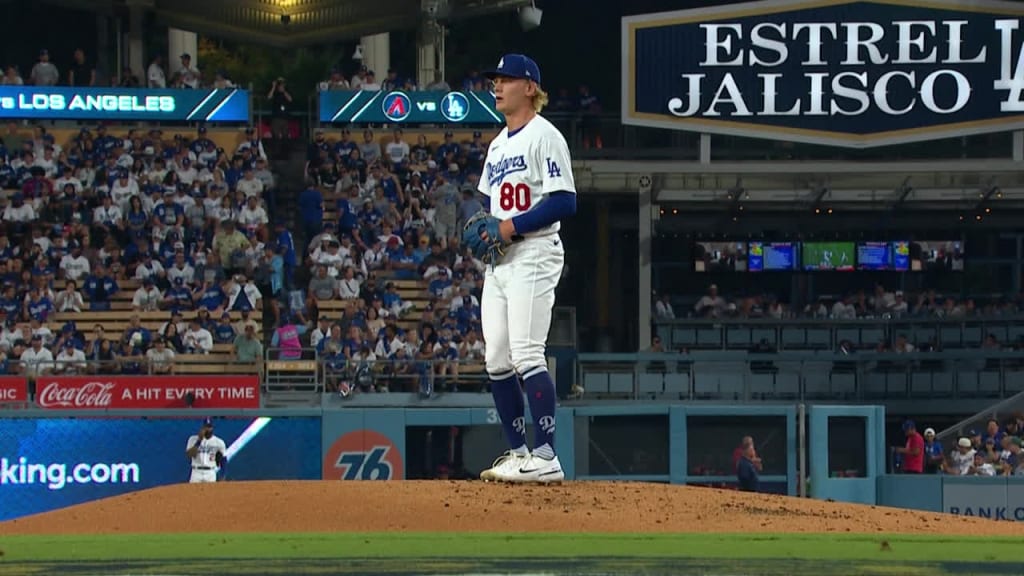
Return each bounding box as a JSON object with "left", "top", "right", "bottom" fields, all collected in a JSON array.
[{"left": 0, "top": 532, "right": 1022, "bottom": 575}]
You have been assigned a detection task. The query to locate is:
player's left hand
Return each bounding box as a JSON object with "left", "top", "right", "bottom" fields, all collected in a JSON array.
[{"left": 462, "top": 211, "right": 509, "bottom": 264}]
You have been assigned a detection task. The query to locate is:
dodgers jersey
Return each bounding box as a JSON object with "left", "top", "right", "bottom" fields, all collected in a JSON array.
[
  {"left": 187, "top": 434, "right": 227, "bottom": 469},
  {"left": 478, "top": 114, "right": 575, "bottom": 237}
]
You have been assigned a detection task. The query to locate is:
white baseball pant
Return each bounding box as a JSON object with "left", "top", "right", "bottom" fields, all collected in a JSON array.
[
  {"left": 189, "top": 468, "right": 217, "bottom": 483},
  {"left": 481, "top": 234, "right": 564, "bottom": 377}
]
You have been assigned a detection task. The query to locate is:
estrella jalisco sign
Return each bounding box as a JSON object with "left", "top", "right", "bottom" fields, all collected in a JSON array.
[{"left": 622, "top": 0, "right": 1024, "bottom": 147}]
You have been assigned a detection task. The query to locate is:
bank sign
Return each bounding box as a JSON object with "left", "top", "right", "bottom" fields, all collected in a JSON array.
[{"left": 622, "top": 0, "right": 1024, "bottom": 147}]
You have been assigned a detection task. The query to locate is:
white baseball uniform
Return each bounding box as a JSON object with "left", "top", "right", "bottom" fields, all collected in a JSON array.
[
  {"left": 477, "top": 114, "right": 574, "bottom": 376},
  {"left": 186, "top": 434, "right": 226, "bottom": 483}
]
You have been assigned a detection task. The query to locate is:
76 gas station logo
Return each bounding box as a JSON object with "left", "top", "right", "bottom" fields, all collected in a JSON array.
[{"left": 322, "top": 430, "right": 404, "bottom": 480}]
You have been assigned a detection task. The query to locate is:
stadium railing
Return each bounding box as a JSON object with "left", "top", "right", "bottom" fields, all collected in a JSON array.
[
  {"left": 577, "top": 350, "right": 1024, "bottom": 402},
  {"left": 17, "top": 357, "right": 261, "bottom": 377},
  {"left": 934, "top": 388, "right": 1024, "bottom": 444},
  {"left": 542, "top": 113, "right": 1011, "bottom": 161},
  {"left": 654, "top": 316, "right": 1024, "bottom": 351}
]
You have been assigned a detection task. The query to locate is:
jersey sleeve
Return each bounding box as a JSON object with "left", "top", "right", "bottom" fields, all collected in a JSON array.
[
  {"left": 477, "top": 148, "right": 493, "bottom": 197},
  {"left": 539, "top": 130, "right": 576, "bottom": 194},
  {"left": 186, "top": 435, "right": 198, "bottom": 451}
]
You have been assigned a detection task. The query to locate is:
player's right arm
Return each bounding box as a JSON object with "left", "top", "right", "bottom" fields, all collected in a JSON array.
[
  {"left": 476, "top": 144, "right": 495, "bottom": 213},
  {"left": 186, "top": 433, "right": 202, "bottom": 459}
]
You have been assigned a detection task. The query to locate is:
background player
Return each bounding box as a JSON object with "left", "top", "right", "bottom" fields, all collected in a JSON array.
[
  {"left": 462, "top": 54, "right": 576, "bottom": 483},
  {"left": 185, "top": 417, "right": 227, "bottom": 483}
]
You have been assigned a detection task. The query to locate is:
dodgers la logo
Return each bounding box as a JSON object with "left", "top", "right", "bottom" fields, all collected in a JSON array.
[
  {"left": 381, "top": 91, "right": 412, "bottom": 122},
  {"left": 498, "top": 57, "right": 504, "bottom": 68},
  {"left": 440, "top": 92, "right": 470, "bottom": 122}
]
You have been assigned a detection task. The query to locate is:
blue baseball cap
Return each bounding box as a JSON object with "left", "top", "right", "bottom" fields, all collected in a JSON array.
[
  {"left": 902, "top": 420, "right": 915, "bottom": 432},
  {"left": 484, "top": 54, "right": 541, "bottom": 85},
  {"left": 202, "top": 417, "right": 213, "bottom": 427}
]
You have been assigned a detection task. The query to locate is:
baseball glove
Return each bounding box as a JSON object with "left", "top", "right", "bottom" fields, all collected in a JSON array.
[
  {"left": 215, "top": 452, "right": 226, "bottom": 467},
  {"left": 462, "top": 211, "right": 508, "bottom": 265}
]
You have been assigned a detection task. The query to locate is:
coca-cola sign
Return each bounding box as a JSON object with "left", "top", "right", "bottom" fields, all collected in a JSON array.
[
  {"left": 32, "top": 376, "right": 260, "bottom": 410},
  {"left": 37, "top": 381, "right": 114, "bottom": 408}
]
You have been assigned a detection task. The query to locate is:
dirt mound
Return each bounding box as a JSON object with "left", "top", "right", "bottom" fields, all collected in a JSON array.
[{"left": 0, "top": 480, "right": 1016, "bottom": 536}]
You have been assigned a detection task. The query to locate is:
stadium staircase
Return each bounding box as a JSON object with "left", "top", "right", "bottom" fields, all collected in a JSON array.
[{"left": 271, "top": 139, "right": 311, "bottom": 248}]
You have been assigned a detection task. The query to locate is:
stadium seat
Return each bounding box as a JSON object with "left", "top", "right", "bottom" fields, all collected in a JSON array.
[{"left": 637, "top": 373, "right": 664, "bottom": 396}]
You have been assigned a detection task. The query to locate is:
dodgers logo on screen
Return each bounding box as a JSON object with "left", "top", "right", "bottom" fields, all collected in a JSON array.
[
  {"left": 322, "top": 430, "right": 403, "bottom": 480},
  {"left": 440, "top": 92, "right": 470, "bottom": 122},
  {"left": 382, "top": 92, "right": 412, "bottom": 122}
]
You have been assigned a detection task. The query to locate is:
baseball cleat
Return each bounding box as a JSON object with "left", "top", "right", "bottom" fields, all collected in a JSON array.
[
  {"left": 480, "top": 450, "right": 530, "bottom": 482},
  {"left": 506, "top": 454, "right": 564, "bottom": 484}
]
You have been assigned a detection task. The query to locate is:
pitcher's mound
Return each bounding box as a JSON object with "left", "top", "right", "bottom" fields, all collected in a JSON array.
[{"left": 0, "top": 480, "right": 1016, "bottom": 536}]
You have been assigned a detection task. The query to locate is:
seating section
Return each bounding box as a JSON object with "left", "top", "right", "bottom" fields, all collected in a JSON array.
[
  {"left": 0, "top": 125, "right": 269, "bottom": 381},
  {"left": 50, "top": 278, "right": 261, "bottom": 374},
  {"left": 300, "top": 127, "right": 492, "bottom": 396}
]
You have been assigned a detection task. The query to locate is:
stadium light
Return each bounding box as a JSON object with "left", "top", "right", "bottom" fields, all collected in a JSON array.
[{"left": 518, "top": 1, "right": 542, "bottom": 31}]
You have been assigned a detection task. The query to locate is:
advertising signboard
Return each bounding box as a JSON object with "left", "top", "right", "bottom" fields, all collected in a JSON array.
[
  {"left": 320, "top": 90, "right": 502, "bottom": 124},
  {"left": 0, "top": 87, "right": 248, "bottom": 121},
  {"left": 0, "top": 417, "right": 321, "bottom": 520},
  {"left": 33, "top": 375, "right": 260, "bottom": 410},
  {"left": 622, "top": 0, "right": 1024, "bottom": 147}
]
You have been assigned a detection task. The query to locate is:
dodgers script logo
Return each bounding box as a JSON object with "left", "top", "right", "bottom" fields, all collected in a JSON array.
[
  {"left": 485, "top": 154, "right": 527, "bottom": 188},
  {"left": 623, "top": 0, "right": 1024, "bottom": 148},
  {"left": 441, "top": 92, "right": 470, "bottom": 122},
  {"left": 322, "top": 429, "right": 403, "bottom": 480},
  {"left": 382, "top": 92, "right": 412, "bottom": 122}
]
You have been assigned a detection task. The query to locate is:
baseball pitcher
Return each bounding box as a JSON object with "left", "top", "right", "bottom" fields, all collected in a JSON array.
[{"left": 462, "top": 53, "right": 576, "bottom": 483}]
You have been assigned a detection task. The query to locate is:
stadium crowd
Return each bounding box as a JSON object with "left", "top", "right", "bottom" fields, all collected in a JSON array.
[
  {"left": 288, "top": 123, "right": 491, "bottom": 396},
  {"left": 0, "top": 121, "right": 276, "bottom": 378},
  {"left": 898, "top": 416, "right": 1024, "bottom": 477},
  {"left": 660, "top": 283, "right": 1024, "bottom": 323}
]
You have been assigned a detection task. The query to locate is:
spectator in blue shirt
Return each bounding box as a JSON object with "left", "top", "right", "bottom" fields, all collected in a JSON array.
[
  {"left": 428, "top": 267, "right": 452, "bottom": 298},
  {"left": 0, "top": 284, "right": 19, "bottom": 319},
  {"left": 391, "top": 243, "right": 421, "bottom": 281},
  {"left": 435, "top": 131, "right": 460, "bottom": 163},
  {"left": 983, "top": 419, "right": 1004, "bottom": 447},
  {"left": 224, "top": 156, "right": 245, "bottom": 190},
  {"left": 737, "top": 444, "right": 760, "bottom": 492},
  {"left": 923, "top": 428, "right": 944, "bottom": 474},
  {"left": 213, "top": 313, "right": 237, "bottom": 344},
  {"left": 25, "top": 287, "right": 53, "bottom": 322},
  {"left": 123, "top": 315, "right": 152, "bottom": 350},
  {"left": 195, "top": 282, "right": 227, "bottom": 313},
  {"left": 153, "top": 191, "right": 184, "bottom": 228},
  {"left": 163, "top": 277, "right": 194, "bottom": 310},
  {"left": 118, "top": 341, "right": 145, "bottom": 374},
  {"left": 298, "top": 183, "right": 324, "bottom": 241},
  {"left": 83, "top": 265, "right": 119, "bottom": 311},
  {"left": 337, "top": 196, "right": 358, "bottom": 237}
]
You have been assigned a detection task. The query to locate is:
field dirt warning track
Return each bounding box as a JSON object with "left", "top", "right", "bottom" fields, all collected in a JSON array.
[{"left": 0, "top": 480, "right": 1017, "bottom": 536}]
